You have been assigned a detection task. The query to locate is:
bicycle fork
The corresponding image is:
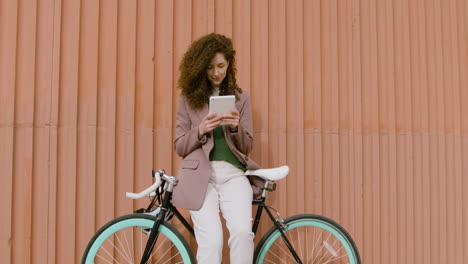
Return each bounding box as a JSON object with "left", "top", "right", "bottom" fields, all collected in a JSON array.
[
  {"left": 264, "top": 207, "right": 304, "bottom": 264},
  {"left": 140, "top": 188, "right": 173, "bottom": 264},
  {"left": 139, "top": 207, "right": 166, "bottom": 264}
]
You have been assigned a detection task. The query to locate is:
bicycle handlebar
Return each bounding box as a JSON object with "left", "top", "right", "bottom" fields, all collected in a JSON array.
[{"left": 126, "top": 171, "right": 162, "bottom": 199}]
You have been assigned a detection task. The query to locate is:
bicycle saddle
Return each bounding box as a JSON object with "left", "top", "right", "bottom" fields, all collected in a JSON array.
[{"left": 245, "top": 165, "right": 289, "bottom": 181}]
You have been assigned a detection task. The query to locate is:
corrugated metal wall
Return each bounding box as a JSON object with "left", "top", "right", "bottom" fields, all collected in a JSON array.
[{"left": 1, "top": 0, "right": 467, "bottom": 263}]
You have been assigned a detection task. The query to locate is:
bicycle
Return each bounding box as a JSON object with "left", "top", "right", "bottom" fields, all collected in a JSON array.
[{"left": 82, "top": 166, "right": 361, "bottom": 263}]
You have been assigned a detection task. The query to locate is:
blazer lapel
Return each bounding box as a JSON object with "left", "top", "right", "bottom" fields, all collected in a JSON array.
[{"left": 194, "top": 104, "right": 209, "bottom": 123}]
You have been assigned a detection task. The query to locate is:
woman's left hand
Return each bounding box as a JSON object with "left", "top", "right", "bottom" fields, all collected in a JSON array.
[{"left": 223, "top": 109, "right": 240, "bottom": 130}]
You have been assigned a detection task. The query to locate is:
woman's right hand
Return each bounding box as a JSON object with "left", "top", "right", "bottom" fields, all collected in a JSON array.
[{"left": 198, "top": 112, "right": 223, "bottom": 138}]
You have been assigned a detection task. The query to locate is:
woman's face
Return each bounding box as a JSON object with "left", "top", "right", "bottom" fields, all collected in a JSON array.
[{"left": 206, "top": 52, "right": 229, "bottom": 88}]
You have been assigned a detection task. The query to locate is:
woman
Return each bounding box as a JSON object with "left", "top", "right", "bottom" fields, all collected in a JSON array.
[{"left": 172, "top": 33, "right": 261, "bottom": 263}]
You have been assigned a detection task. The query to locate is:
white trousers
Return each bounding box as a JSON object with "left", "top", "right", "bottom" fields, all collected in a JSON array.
[{"left": 189, "top": 161, "right": 254, "bottom": 264}]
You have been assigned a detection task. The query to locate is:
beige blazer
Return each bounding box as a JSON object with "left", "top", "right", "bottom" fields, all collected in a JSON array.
[{"left": 172, "top": 90, "right": 261, "bottom": 210}]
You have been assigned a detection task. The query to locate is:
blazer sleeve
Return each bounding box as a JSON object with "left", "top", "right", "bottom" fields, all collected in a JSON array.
[
  {"left": 174, "top": 96, "right": 207, "bottom": 157},
  {"left": 228, "top": 91, "right": 254, "bottom": 154}
]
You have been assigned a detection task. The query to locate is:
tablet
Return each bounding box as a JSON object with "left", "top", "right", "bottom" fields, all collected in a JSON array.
[{"left": 209, "top": 95, "right": 236, "bottom": 116}]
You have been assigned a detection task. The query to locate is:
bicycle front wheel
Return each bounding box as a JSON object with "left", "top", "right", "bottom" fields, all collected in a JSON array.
[
  {"left": 82, "top": 214, "right": 194, "bottom": 264},
  {"left": 254, "top": 214, "right": 360, "bottom": 264}
]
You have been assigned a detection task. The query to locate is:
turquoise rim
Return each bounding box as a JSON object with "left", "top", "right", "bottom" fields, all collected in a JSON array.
[
  {"left": 85, "top": 218, "right": 191, "bottom": 263},
  {"left": 256, "top": 218, "right": 358, "bottom": 264}
]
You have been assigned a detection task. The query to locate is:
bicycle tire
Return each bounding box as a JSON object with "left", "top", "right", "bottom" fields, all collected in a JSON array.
[
  {"left": 254, "top": 214, "right": 360, "bottom": 264},
  {"left": 81, "top": 213, "right": 195, "bottom": 264}
]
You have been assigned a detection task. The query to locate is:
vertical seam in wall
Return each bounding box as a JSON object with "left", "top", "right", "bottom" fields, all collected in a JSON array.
[
  {"left": 336, "top": 0, "right": 342, "bottom": 222},
  {"left": 286, "top": 0, "right": 289, "bottom": 166},
  {"left": 114, "top": 0, "right": 120, "bottom": 218},
  {"left": 12, "top": 0, "right": 20, "bottom": 262},
  {"left": 267, "top": 0, "right": 270, "bottom": 167},
  {"left": 284, "top": 0, "right": 289, "bottom": 212},
  {"left": 94, "top": 0, "right": 101, "bottom": 231},
  {"left": 249, "top": 0, "right": 252, "bottom": 104},
  {"left": 132, "top": 0, "right": 137, "bottom": 211},
  {"left": 422, "top": 0, "right": 432, "bottom": 260},
  {"left": 452, "top": 0, "right": 461, "bottom": 134},
  {"left": 457, "top": 3, "right": 467, "bottom": 260},
  {"left": 317, "top": 0, "right": 323, "bottom": 215},
  {"left": 375, "top": 1, "right": 383, "bottom": 263},
  {"left": 213, "top": 0, "right": 217, "bottom": 32},
  {"left": 391, "top": 0, "right": 400, "bottom": 261},
  {"left": 94, "top": 0, "right": 98, "bottom": 231},
  {"left": 437, "top": 2, "right": 448, "bottom": 261},
  {"left": 451, "top": 4, "right": 464, "bottom": 262},
  {"left": 301, "top": 0, "right": 306, "bottom": 213},
  {"left": 153, "top": 0, "right": 158, "bottom": 169},
  {"left": 407, "top": 1, "right": 418, "bottom": 263},
  {"left": 53, "top": 0, "right": 64, "bottom": 262},
  {"left": 190, "top": 0, "right": 194, "bottom": 41},
  {"left": 74, "top": 0, "right": 82, "bottom": 260},
  {"left": 357, "top": 0, "right": 365, "bottom": 251},
  {"left": 47, "top": 0, "right": 59, "bottom": 261},
  {"left": 31, "top": 0, "right": 39, "bottom": 262},
  {"left": 133, "top": 0, "right": 139, "bottom": 211},
  {"left": 10, "top": 0, "right": 20, "bottom": 262},
  {"left": 231, "top": 0, "right": 234, "bottom": 37},
  {"left": 171, "top": 0, "right": 176, "bottom": 173}
]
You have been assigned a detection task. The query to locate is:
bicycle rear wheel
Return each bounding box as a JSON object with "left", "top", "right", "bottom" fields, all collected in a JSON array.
[
  {"left": 82, "top": 214, "right": 194, "bottom": 264},
  {"left": 254, "top": 214, "right": 360, "bottom": 264}
]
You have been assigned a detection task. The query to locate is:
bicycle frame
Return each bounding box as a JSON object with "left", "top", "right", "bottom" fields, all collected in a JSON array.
[
  {"left": 252, "top": 197, "right": 304, "bottom": 264},
  {"left": 139, "top": 179, "right": 304, "bottom": 264}
]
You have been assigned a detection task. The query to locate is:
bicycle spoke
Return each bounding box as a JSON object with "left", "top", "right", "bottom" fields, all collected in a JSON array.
[
  {"left": 323, "top": 241, "right": 338, "bottom": 257},
  {"left": 130, "top": 227, "right": 135, "bottom": 261},
  {"left": 313, "top": 232, "right": 336, "bottom": 264},
  {"left": 149, "top": 236, "right": 171, "bottom": 263},
  {"left": 150, "top": 235, "right": 169, "bottom": 262},
  {"left": 271, "top": 240, "right": 298, "bottom": 263},
  {"left": 133, "top": 227, "right": 185, "bottom": 264},
  {"left": 104, "top": 234, "right": 132, "bottom": 263},
  {"left": 265, "top": 248, "right": 290, "bottom": 264},
  {"left": 96, "top": 254, "right": 118, "bottom": 264},
  {"left": 322, "top": 253, "right": 347, "bottom": 264},
  {"left": 262, "top": 226, "right": 350, "bottom": 264},
  {"left": 313, "top": 233, "right": 347, "bottom": 264},
  {"left": 305, "top": 228, "right": 309, "bottom": 262},
  {"left": 83, "top": 215, "right": 194, "bottom": 264},
  {"left": 122, "top": 228, "right": 134, "bottom": 261},
  {"left": 115, "top": 234, "right": 133, "bottom": 263},
  {"left": 140, "top": 227, "right": 144, "bottom": 260},
  {"left": 296, "top": 227, "right": 304, "bottom": 261},
  {"left": 308, "top": 229, "right": 321, "bottom": 263},
  {"left": 256, "top": 216, "right": 359, "bottom": 264},
  {"left": 284, "top": 228, "right": 298, "bottom": 258},
  {"left": 322, "top": 240, "right": 346, "bottom": 264},
  {"left": 97, "top": 245, "right": 122, "bottom": 264},
  {"left": 160, "top": 251, "right": 181, "bottom": 264},
  {"left": 153, "top": 243, "right": 177, "bottom": 264},
  {"left": 285, "top": 228, "right": 305, "bottom": 263}
]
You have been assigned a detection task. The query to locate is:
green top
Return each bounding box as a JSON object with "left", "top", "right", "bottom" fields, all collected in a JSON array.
[{"left": 209, "top": 126, "right": 246, "bottom": 171}]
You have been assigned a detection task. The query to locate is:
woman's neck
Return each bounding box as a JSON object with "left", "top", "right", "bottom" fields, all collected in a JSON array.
[{"left": 212, "top": 87, "right": 220, "bottom": 96}]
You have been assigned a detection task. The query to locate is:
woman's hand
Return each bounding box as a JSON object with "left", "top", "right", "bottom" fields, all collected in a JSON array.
[
  {"left": 198, "top": 112, "right": 223, "bottom": 138},
  {"left": 222, "top": 109, "right": 240, "bottom": 130}
]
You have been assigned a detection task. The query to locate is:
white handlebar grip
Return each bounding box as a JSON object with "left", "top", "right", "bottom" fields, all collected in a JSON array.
[{"left": 125, "top": 171, "right": 162, "bottom": 199}]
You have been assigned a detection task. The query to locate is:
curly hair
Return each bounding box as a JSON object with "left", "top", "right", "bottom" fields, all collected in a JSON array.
[{"left": 178, "top": 33, "right": 242, "bottom": 109}]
